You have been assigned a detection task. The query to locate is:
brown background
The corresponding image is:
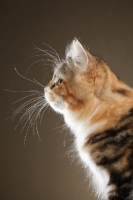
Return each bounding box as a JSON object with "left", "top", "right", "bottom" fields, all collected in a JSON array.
[{"left": 1, "top": 1, "right": 133, "bottom": 200}]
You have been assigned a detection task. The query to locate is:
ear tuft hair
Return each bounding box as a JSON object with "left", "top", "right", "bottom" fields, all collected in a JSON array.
[{"left": 66, "top": 39, "right": 89, "bottom": 71}]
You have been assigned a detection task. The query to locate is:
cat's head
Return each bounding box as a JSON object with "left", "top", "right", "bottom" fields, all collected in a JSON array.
[{"left": 44, "top": 39, "right": 104, "bottom": 114}]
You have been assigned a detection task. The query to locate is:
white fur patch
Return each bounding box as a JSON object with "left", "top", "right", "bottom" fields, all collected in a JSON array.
[
  {"left": 45, "top": 90, "right": 65, "bottom": 114},
  {"left": 64, "top": 110, "right": 109, "bottom": 199}
]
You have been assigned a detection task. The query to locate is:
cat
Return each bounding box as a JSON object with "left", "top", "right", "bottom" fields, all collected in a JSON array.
[{"left": 44, "top": 39, "right": 133, "bottom": 200}]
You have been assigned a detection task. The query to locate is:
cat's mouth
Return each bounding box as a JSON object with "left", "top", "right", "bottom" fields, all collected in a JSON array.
[{"left": 44, "top": 89, "right": 65, "bottom": 114}]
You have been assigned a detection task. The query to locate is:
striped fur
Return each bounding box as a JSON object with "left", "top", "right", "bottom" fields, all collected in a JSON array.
[{"left": 44, "top": 39, "right": 133, "bottom": 200}]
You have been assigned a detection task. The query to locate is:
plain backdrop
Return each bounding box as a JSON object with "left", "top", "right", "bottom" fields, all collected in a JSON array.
[{"left": 1, "top": 1, "right": 133, "bottom": 200}]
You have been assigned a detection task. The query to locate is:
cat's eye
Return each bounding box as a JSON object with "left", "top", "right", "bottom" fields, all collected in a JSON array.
[
  {"left": 59, "top": 79, "right": 63, "bottom": 84},
  {"left": 50, "top": 83, "right": 56, "bottom": 90},
  {"left": 50, "top": 79, "right": 63, "bottom": 90}
]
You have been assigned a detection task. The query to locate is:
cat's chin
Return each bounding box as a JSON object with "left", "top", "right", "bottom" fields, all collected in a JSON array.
[{"left": 49, "top": 101, "right": 65, "bottom": 114}]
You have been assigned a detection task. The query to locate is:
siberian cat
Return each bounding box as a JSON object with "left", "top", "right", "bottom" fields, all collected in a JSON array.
[{"left": 44, "top": 39, "right": 133, "bottom": 200}]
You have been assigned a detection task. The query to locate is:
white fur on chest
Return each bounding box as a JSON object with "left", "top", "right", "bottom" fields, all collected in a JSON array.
[{"left": 64, "top": 111, "right": 109, "bottom": 199}]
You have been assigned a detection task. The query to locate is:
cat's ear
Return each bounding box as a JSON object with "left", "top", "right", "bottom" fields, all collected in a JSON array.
[{"left": 66, "top": 40, "right": 89, "bottom": 71}]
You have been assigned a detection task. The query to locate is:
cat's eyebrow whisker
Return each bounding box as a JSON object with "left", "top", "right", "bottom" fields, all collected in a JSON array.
[
  {"left": 31, "top": 51, "right": 59, "bottom": 59},
  {"left": 32, "top": 78, "right": 44, "bottom": 88},
  {"left": 33, "top": 43, "right": 60, "bottom": 62},
  {"left": 42, "top": 42, "right": 61, "bottom": 61},
  {"left": 30, "top": 50, "right": 40, "bottom": 58},
  {"left": 32, "top": 43, "right": 60, "bottom": 67},
  {"left": 25, "top": 56, "right": 56, "bottom": 75},
  {"left": 32, "top": 44, "right": 58, "bottom": 62},
  {"left": 44, "top": 69, "right": 53, "bottom": 81},
  {"left": 25, "top": 58, "right": 49, "bottom": 75}
]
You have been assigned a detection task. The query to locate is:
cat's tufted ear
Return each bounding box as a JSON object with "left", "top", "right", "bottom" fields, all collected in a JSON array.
[{"left": 66, "top": 40, "right": 89, "bottom": 71}]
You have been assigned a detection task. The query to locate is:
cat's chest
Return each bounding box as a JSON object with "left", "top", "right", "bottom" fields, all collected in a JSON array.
[
  {"left": 64, "top": 113, "right": 109, "bottom": 198},
  {"left": 77, "top": 138, "right": 108, "bottom": 183},
  {"left": 76, "top": 136, "right": 109, "bottom": 199}
]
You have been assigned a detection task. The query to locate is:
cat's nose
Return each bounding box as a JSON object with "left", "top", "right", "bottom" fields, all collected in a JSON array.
[{"left": 44, "top": 86, "right": 50, "bottom": 92}]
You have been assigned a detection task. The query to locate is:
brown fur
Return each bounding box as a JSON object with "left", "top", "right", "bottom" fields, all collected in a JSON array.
[{"left": 45, "top": 40, "right": 133, "bottom": 200}]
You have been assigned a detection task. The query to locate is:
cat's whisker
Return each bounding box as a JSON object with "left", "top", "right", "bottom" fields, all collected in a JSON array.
[
  {"left": 44, "top": 69, "right": 53, "bottom": 81},
  {"left": 32, "top": 43, "right": 61, "bottom": 68},
  {"left": 40, "top": 104, "right": 49, "bottom": 123},
  {"left": 15, "top": 68, "right": 44, "bottom": 88},
  {"left": 30, "top": 50, "right": 40, "bottom": 58},
  {"left": 18, "top": 97, "right": 44, "bottom": 120},
  {"left": 26, "top": 58, "right": 47, "bottom": 74},
  {"left": 31, "top": 51, "right": 58, "bottom": 59},
  {"left": 25, "top": 56, "right": 56, "bottom": 75},
  {"left": 3, "top": 89, "right": 42, "bottom": 93},
  {"left": 24, "top": 123, "right": 31, "bottom": 147},
  {"left": 35, "top": 121, "right": 41, "bottom": 141},
  {"left": 12, "top": 92, "right": 43, "bottom": 104},
  {"left": 26, "top": 101, "right": 43, "bottom": 125},
  {"left": 16, "top": 99, "right": 45, "bottom": 133},
  {"left": 35, "top": 103, "right": 46, "bottom": 124},
  {"left": 32, "top": 44, "right": 59, "bottom": 63},
  {"left": 12, "top": 97, "right": 44, "bottom": 121},
  {"left": 33, "top": 43, "right": 60, "bottom": 62},
  {"left": 12, "top": 96, "right": 43, "bottom": 115},
  {"left": 21, "top": 103, "right": 45, "bottom": 141},
  {"left": 32, "top": 78, "right": 44, "bottom": 88},
  {"left": 42, "top": 42, "right": 61, "bottom": 61}
]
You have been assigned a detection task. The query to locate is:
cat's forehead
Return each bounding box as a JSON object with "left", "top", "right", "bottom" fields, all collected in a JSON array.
[{"left": 53, "top": 59, "right": 71, "bottom": 77}]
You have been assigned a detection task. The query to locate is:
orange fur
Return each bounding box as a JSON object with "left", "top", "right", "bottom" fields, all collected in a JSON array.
[{"left": 44, "top": 40, "right": 133, "bottom": 200}]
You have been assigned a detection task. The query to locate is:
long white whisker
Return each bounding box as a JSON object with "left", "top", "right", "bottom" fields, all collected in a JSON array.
[
  {"left": 33, "top": 44, "right": 60, "bottom": 67},
  {"left": 20, "top": 101, "right": 44, "bottom": 136},
  {"left": 15, "top": 99, "right": 44, "bottom": 131},
  {"left": 33, "top": 44, "right": 58, "bottom": 59},
  {"left": 32, "top": 78, "right": 44, "bottom": 88},
  {"left": 15, "top": 68, "right": 43, "bottom": 88},
  {"left": 40, "top": 103, "right": 49, "bottom": 123},
  {"left": 36, "top": 121, "right": 41, "bottom": 141},
  {"left": 25, "top": 59, "right": 48, "bottom": 75},
  {"left": 42, "top": 42, "right": 61, "bottom": 61},
  {"left": 44, "top": 69, "right": 53, "bottom": 81},
  {"left": 30, "top": 50, "right": 40, "bottom": 58},
  {"left": 12, "top": 97, "right": 44, "bottom": 120},
  {"left": 3, "top": 89, "right": 42, "bottom": 93},
  {"left": 12, "top": 92, "right": 43, "bottom": 104},
  {"left": 25, "top": 56, "right": 56, "bottom": 75}
]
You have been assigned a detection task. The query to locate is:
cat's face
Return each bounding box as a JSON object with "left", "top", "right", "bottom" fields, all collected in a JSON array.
[{"left": 44, "top": 40, "right": 98, "bottom": 114}]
